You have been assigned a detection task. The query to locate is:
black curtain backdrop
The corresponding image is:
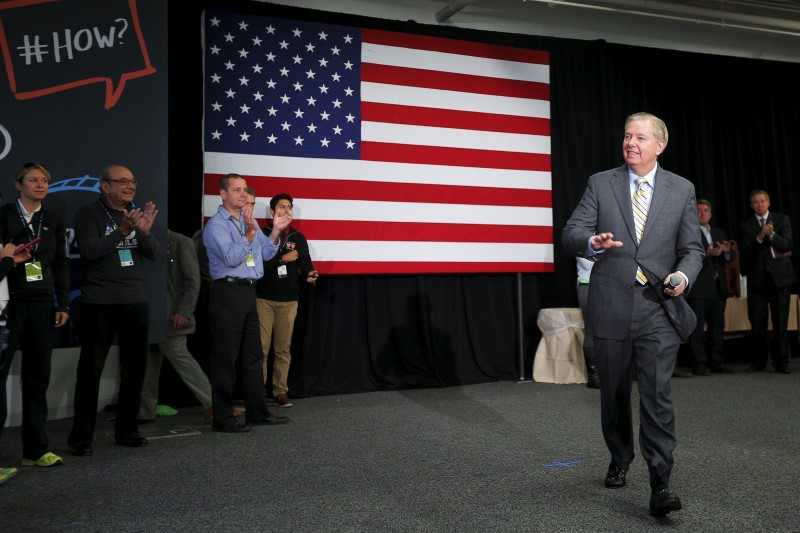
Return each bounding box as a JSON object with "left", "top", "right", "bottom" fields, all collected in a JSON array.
[{"left": 166, "top": 1, "right": 800, "bottom": 400}]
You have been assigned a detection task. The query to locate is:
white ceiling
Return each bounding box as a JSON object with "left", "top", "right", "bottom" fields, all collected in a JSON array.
[
  {"left": 438, "top": 0, "right": 800, "bottom": 37},
  {"left": 264, "top": 0, "right": 800, "bottom": 62}
]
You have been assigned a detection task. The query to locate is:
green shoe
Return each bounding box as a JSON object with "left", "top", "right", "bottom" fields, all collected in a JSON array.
[
  {"left": 155, "top": 404, "right": 179, "bottom": 416},
  {"left": 21, "top": 452, "right": 63, "bottom": 467},
  {"left": 0, "top": 467, "right": 17, "bottom": 485}
]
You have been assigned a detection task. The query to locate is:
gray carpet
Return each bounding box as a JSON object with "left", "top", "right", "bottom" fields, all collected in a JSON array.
[{"left": 1, "top": 364, "right": 799, "bottom": 532}]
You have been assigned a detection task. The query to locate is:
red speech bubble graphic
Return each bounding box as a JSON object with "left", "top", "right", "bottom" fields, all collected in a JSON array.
[{"left": 0, "top": 0, "right": 156, "bottom": 109}]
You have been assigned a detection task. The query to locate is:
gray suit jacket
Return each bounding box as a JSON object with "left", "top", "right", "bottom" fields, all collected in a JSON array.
[
  {"left": 166, "top": 230, "right": 201, "bottom": 336},
  {"left": 562, "top": 165, "right": 705, "bottom": 340}
]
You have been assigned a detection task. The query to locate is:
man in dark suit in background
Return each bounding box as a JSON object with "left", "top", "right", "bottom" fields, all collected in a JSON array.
[
  {"left": 562, "top": 112, "right": 704, "bottom": 517},
  {"left": 739, "top": 189, "right": 796, "bottom": 374},
  {"left": 686, "top": 199, "right": 736, "bottom": 375}
]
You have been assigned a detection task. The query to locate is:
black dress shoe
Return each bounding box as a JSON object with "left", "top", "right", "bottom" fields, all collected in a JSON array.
[
  {"left": 249, "top": 415, "right": 290, "bottom": 426},
  {"left": 211, "top": 421, "right": 251, "bottom": 433},
  {"left": 604, "top": 464, "right": 627, "bottom": 488},
  {"left": 649, "top": 489, "right": 682, "bottom": 517},
  {"left": 712, "top": 366, "right": 736, "bottom": 374},
  {"left": 746, "top": 365, "right": 766, "bottom": 372},
  {"left": 116, "top": 433, "right": 149, "bottom": 447},
  {"left": 775, "top": 367, "right": 791, "bottom": 374},
  {"left": 68, "top": 441, "right": 93, "bottom": 456}
]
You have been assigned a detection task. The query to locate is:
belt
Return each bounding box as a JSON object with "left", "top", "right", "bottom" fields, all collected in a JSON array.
[{"left": 215, "top": 277, "right": 256, "bottom": 287}]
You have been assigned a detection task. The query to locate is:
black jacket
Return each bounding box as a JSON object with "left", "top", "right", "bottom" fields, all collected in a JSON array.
[
  {"left": 255, "top": 225, "right": 314, "bottom": 302},
  {"left": 689, "top": 226, "right": 735, "bottom": 300},
  {"left": 739, "top": 212, "right": 796, "bottom": 290},
  {"left": 75, "top": 199, "right": 160, "bottom": 304},
  {"left": 0, "top": 201, "right": 69, "bottom": 311}
]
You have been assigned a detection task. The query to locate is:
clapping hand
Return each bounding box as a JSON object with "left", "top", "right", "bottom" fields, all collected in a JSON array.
[
  {"left": 118, "top": 202, "right": 157, "bottom": 237},
  {"left": 243, "top": 203, "right": 258, "bottom": 243},
  {"left": 761, "top": 221, "right": 775, "bottom": 239},
  {"left": 272, "top": 210, "right": 292, "bottom": 232},
  {"left": 119, "top": 208, "right": 143, "bottom": 235},
  {"left": 136, "top": 202, "right": 158, "bottom": 236}
]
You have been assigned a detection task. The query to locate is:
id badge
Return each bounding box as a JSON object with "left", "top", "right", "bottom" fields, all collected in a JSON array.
[
  {"left": 277, "top": 264, "right": 288, "bottom": 278},
  {"left": 25, "top": 261, "right": 43, "bottom": 281},
  {"left": 118, "top": 249, "right": 134, "bottom": 267},
  {"left": 245, "top": 254, "right": 256, "bottom": 267}
]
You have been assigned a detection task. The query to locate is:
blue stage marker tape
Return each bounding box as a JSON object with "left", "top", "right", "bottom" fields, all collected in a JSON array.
[{"left": 541, "top": 460, "right": 582, "bottom": 468}]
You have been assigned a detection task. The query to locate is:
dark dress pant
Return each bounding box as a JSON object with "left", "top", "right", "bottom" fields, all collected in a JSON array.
[
  {"left": 747, "top": 279, "right": 791, "bottom": 370},
  {"left": 594, "top": 285, "right": 681, "bottom": 492},
  {"left": 0, "top": 300, "right": 54, "bottom": 460},
  {"left": 68, "top": 302, "right": 149, "bottom": 444},
  {"left": 208, "top": 281, "right": 271, "bottom": 427},
  {"left": 688, "top": 293, "right": 726, "bottom": 369}
]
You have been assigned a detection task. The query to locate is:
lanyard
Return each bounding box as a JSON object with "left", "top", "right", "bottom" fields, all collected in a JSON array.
[
  {"left": 228, "top": 213, "right": 246, "bottom": 236},
  {"left": 15, "top": 198, "right": 43, "bottom": 251}
]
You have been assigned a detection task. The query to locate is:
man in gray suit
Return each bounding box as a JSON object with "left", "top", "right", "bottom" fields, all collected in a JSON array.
[
  {"left": 562, "top": 112, "right": 704, "bottom": 517},
  {"left": 139, "top": 230, "right": 213, "bottom": 424}
]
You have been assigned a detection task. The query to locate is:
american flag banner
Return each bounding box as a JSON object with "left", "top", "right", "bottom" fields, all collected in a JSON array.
[{"left": 202, "top": 8, "right": 553, "bottom": 274}]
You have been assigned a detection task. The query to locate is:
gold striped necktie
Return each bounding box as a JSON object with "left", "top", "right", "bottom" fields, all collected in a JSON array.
[{"left": 633, "top": 177, "right": 649, "bottom": 285}]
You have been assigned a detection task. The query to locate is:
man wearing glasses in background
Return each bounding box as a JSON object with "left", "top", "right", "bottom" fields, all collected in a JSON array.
[
  {"left": 256, "top": 194, "right": 318, "bottom": 408},
  {"left": 67, "top": 166, "right": 159, "bottom": 456}
]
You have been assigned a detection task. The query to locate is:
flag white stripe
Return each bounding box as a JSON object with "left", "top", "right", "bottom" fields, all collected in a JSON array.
[
  {"left": 204, "top": 152, "right": 552, "bottom": 190},
  {"left": 362, "top": 121, "right": 551, "bottom": 154},
  {"left": 309, "top": 240, "right": 554, "bottom": 263},
  {"left": 362, "top": 82, "right": 550, "bottom": 119},
  {"left": 203, "top": 196, "right": 552, "bottom": 225},
  {"left": 362, "top": 43, "right": 550, "bottom": 84}
]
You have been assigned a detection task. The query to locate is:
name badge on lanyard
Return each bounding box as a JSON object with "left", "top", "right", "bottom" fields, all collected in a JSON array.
[
  {"left": 245, "top": 253, "right": 255, "bottom": 268},
  {"left": 25, "top": 261, "right": 43, "bottom": 281},
  {"left": 119, "top": 249, "right": 134, "bottom": 267}
]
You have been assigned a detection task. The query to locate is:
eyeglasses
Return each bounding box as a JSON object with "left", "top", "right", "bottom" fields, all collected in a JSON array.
[
  {"left": 275, "top": 204, "right": 293, "bottom": 210},
  {"left": 105, "top": 178, "right": 138, "bottom": 186}
]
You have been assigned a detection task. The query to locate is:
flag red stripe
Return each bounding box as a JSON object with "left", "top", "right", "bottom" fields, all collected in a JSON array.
[
  {"left": 360, "top": 142, "right": 551, "bottom": 172},
  {"left": 206, "top": 175, "right": 551, "bottom": 208},
  {"left": 361, "top": 63, "right": 550, "bottom": 101},
  {"left": 362, "top": 102, "right": 550, "bottom": 136},
  {"left": 290, "top": 220, "right": 553, "bottom": 243},
  {"left": 202, "top": 216, "right": 553, "bottom": 244},
  {"left": 315, "top": 261, "right": 554, "bottom": 274},
  {"left": 362, "top": 28, "right": 550, "bottom": 65}
]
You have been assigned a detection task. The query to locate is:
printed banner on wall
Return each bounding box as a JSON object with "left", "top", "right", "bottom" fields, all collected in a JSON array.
[
  {"left": 202, "top": 8, "right": 553, "bottom": 274},
  {"left": 0, "top": 0, "right": 168, "bottom": 346}
]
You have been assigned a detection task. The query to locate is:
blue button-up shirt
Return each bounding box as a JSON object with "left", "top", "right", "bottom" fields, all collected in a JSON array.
[{"left": 203, "top": 205, "right": 279, "bottom": 280}]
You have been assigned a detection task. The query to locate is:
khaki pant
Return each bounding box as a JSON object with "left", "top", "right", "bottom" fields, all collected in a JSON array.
[
  {"left": 140, "top": 335, "right": 212, "bottom": 420},
  {"left": 256, "top": 299, "right": 298, "bottom": 396}
]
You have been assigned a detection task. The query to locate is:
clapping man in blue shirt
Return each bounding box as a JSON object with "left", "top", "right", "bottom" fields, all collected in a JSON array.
[{"left": 202, "top": 174, "right": 291, "bottom": 432}]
